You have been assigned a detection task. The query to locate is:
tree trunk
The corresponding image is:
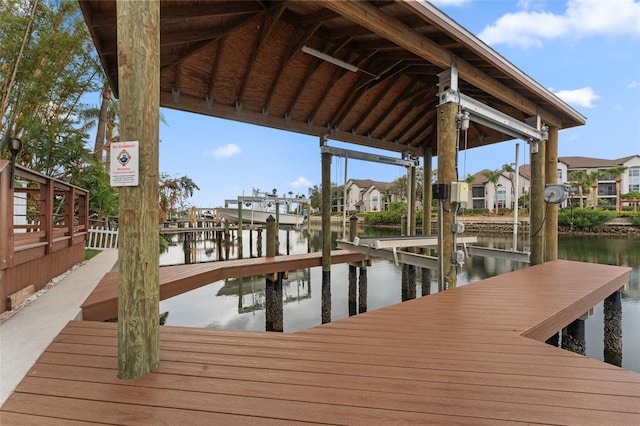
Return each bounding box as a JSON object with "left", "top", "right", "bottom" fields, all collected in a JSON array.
[{"left": 94, "top": 83, "right": 110, "bottom": 162}]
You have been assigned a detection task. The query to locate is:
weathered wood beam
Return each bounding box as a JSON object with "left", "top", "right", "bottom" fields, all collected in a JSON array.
[
  {"left": 159, "top": 91, "right": 416, "bottom": 155},
  {"left": 116, "top": 0, "right": 160, "bottom": 379},
  {"left": 323, "top": 1, "right": 562, "bottom": 127},
  {"left": 300, "top": 8, "right": 340, "bottom": 26}
]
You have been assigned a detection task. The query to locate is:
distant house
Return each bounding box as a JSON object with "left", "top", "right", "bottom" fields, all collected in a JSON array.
[
  {"left": 465, "top": 154, "right": 639, "bottom": 211},
  {"left": 558, "top": 155, "right": 640, "bottom": 207},
  {"left": 466, "top": 169, "right": 530, "bottom": 211},
  {"left": 345, "top": 179, "right": 398, "bottom": 212}
]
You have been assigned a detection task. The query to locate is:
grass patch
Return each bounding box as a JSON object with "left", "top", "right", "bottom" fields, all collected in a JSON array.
[{"left": 85, "top": 249, "right": 101, "bottom": 261}]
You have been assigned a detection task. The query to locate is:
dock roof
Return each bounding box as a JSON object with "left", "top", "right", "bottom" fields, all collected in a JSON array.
[{"left": 78, "top": 0, "right": 585, "bottom": 155}]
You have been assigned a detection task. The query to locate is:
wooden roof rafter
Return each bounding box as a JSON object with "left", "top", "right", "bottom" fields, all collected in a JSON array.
[{"left": 236, "top": 4, "right": 287, "bottom": 107}]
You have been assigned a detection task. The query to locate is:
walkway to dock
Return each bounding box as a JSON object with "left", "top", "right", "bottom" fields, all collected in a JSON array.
[
  {"left": 2, "top": 260, "right": 637, "bottom": 424},
  {"left": 81, "top": 250, "right": 366, "bottom": 321}
]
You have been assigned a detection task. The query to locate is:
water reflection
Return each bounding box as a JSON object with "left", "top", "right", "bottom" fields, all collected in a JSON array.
[{"left": 159, "top": 228, "right": 640, "bottom": 373}]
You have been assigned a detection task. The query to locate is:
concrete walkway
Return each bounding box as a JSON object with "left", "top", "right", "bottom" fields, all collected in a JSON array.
[{"left": 0, "top": 249, "right": 118, "bottom": 406}]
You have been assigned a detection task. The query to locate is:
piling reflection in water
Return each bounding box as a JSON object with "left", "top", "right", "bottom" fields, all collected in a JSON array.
[{"left": 159, "top": 229, "right": 640, "bottom": 373}]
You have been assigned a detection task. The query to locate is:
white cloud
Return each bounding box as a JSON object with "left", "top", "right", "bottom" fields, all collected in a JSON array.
[
  {"left": 290, "top": 176, "right": 312, "bottom": 189},
  {"left": 207, "top": 143, "right": 241, "bottom": 158},
  {"left": 479, "top": 0, "right": 640, "bottom": 48},
  {"left": 628, "top": 81, "right": 639, "bottom": 89},
  {"left": 552, "top": 87, "right": 599, "bottom": 108}
]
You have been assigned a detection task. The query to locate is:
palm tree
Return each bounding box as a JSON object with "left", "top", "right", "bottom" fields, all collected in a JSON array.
[
  {"left": 587, "top": 170, "right": 606, "bottom": 209},
  {"left": 570, "top": 170, "right": 588, "bottom": 208},
  {"left": 501, "top": 163, "right": 516, "bottom": 209},
  {"left": 607, "top": 166, "right": 628, "bottom": 211},
  {"left": 482, "top": 169, "right": 502, "bottom": 213},
  {"left": 159, "top": 174, "right": 200, "bottom": 219}
]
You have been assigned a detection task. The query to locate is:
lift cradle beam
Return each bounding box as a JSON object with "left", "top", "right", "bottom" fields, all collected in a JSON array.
[{"left": 320, "top": 145, "right": 419, "bottom": 167}]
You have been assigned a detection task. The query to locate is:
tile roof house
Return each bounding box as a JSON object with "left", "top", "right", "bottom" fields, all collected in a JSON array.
[{"left": 345, "top": 179, "right": 399, "bottom": 212}]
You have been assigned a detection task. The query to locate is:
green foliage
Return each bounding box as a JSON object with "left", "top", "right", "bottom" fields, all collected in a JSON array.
[
  {"left": 558, "top": 208, "right": 615, "bottom": 230},
  {"left": 629, "top": 212, "right": 640, "bottom": 226},
  {"left": 85, "top": 249, "right": 101, "bottom": 261},
  {"left": 496, "top": 208, "right": 511, "bottom": 216},
  {"left": 363, "top": 210, "right": 405, "bottom": 225},
  {"left": 463, "top": 208, "right": 490, "bottom": 216},
  {"left": 1, "top": 0, "right": 99, "bottom": 145},
  {"left": 387, "top": 201, "right": 407, "bottom": 212},
  {"left": 622, "top": 191, "right": 640, "bottom": 200}
]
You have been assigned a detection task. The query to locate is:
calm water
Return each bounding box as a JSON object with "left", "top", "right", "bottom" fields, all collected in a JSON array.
[{"left": 159, "top": 228, "right": 640, "bottom": 373}]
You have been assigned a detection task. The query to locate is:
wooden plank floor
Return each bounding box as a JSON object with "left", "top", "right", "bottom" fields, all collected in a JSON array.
[
  {"left": 82, "top": 250, "right": 366, "bottom": 321},
  {"left": 3, "top": 260, "right": 639, "bottom": 425}
]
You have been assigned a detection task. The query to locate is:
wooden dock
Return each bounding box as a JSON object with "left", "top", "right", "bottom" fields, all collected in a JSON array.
[
  {"left": 81, "top": 250, "right": 366, "bottom": 321},
  {"left": 1, "top": 260, "right": 638, "bottom": 424}
]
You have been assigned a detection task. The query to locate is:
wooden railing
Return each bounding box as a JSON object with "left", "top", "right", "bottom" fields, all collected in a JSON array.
[{"left": 0, "top": 160, "right": 89, "bottom": 312}]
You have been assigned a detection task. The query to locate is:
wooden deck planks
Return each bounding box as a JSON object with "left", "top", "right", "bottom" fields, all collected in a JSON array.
[
  {"left": 2, "top": 260, "right": 639, "bottom": 425},
  {"left": 81, "top": 250, "right": 365, "bottom": 321}
]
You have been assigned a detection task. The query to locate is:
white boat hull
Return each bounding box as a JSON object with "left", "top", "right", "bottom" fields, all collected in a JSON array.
[{"left": 215, "top": 207, "right": 304, "bottom": 226}]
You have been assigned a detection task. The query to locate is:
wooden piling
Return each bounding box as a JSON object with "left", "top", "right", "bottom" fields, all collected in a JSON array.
[
  {"left": 237, "top": 204, "right": 243, "bottom": 259},
  {"left": 264, "top": 216, "right": 282, "bottom": 332},
  {"left": 562, "top": 319, "right": 586, "bottom": 355},
  {"left": 437, "top": 102, "right": 457, "bottom": 288},
  {"left": 422, "top": 145, "right": 433, "bottom": 296},
  {"left": 348, "top": 215, "right": 357, "bottom": 316},
  {"left": 530, "top": 139, "right": 546, "bottom": 265},
  {"left": 116, "top": 0, "right": 160, "bottom": 379},
  {"left": 321, "top": 148, "right": 331, "bottom": 324},
  {"left": 544, "top": 126, "right": 559, "bottom": 261},
  {"left": 604, "top": 291, "right": 622, "bottom": 366}
]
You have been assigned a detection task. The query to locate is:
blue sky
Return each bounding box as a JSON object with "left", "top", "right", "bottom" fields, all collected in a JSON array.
[{"left": 149, "top": 0, "right": 640, "bottom": 208}]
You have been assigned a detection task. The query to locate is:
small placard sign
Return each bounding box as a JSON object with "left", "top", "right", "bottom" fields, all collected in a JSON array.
[{"left": 110, "top": 141, "right": 139, "bottom": 187}]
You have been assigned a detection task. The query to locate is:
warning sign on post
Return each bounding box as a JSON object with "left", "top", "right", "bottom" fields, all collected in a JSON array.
[{"left": 110, "top": 141, "right": 139, "bottom": 187}]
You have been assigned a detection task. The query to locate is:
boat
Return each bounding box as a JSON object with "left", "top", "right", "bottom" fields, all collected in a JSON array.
[{"left": 215, "top": 207, "right": 305, "bottom": 227}]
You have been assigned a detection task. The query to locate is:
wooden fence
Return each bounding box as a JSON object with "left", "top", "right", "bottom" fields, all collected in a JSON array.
[{"left": 0, "top": 160, "right": 89, "bottom": 313}]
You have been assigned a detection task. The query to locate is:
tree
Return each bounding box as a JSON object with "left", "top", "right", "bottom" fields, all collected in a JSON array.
[
  {"left": 1, "top": 0, "right": 99, "bottom": 148},
  {"left": 607, "top": 166, "right": 628, "bottom": 211},
  {"left": 501, "top": 163, "right": 516, "bottom": 209},
  {"left": 483, "top": 169, "right": 502, "bottom": 212},
  {"left": 570, "top": 170, "right": 588, "bottom": 208},
  {"left": 159, "top": 174, "right": 200, "bottom": 219},
  {"left": 587, "top": 170, "right": 606, "bottom": 209}
]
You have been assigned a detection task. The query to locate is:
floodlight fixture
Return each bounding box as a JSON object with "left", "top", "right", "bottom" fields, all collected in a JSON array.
[{"left": 301, "top": 46, "right": 359, "bottom": 73}]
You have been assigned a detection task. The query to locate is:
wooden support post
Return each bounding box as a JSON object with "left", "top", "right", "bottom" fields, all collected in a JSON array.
[
  {"left": 348, "top": 214, "right": 359, "bottom": 316},
  {"left": 358, "top": 266, "right": 367, "bottom": 314},
  {"left": 530, "top": 139, "right": 546, "bottom": 265},
  {"left": 604, "top": 290, "right": 622, "bottom": 367},
  {"left": 562, "top": 319, "right": 586, "bottom": 355},
  {"left": 422, "top": 145, "right": 433, "bottom": 296},
  {"left": 249, "top": 229, "right": 253, "bottom": 257},
  {"left": 437, "top": 102, "right": 457, "bottom": 288},
  {"left": 0, "top": 161, "right": 14, "bottom": 271},
  {"left": 42, "top": 181, "right": 53, "bottom": 254},
  {"left": 275, "top": 202, "right": 280, "bottom": 255},
  {"left": 264, "top": 216, "right": 282, "bottom": 331},
  {"left": 321, "top": 147, "right": 332, "bottom": 324},
  {"left": 544, "top": 126, "right": 559, "bottom": 261},
  {"left": 116, "top": 0, "right": 160, "bottom": 379},
  {"left": 257, "top": 229, "right": 262, "bottom": 257},
  {"left": 237, "top": 204, "right": 243, "bottom": 259}
]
